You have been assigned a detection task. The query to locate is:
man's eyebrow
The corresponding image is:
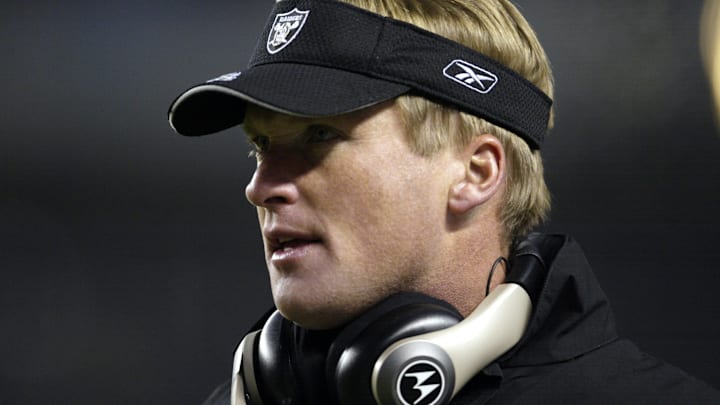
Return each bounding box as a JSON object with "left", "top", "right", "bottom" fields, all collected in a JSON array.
[{"left": 242, "top": 117, "right": 323, "bottom": 141}]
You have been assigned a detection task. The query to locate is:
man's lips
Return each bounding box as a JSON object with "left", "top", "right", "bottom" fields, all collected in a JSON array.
[
  {"left": 269, "top": 238, "right": 322, "bottom": 262},
  {"left": 272, "top": 238, "right": 320, "bottom": 252},
  {"left": 264, "top": 229, "right": 323, "bottom": 259}
]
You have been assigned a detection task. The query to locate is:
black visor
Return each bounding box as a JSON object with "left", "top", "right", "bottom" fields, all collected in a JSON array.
[{"left": 168, "top": 0, "right": 552, "bottom": 149}]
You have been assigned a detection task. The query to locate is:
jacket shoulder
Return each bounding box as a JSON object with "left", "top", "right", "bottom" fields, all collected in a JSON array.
[{"left": 495, "top": 339, "right": 720, "bottom": 404}]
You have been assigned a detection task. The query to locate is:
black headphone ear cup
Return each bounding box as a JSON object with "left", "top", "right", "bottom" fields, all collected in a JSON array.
[
  {"left": 326, "top": 293, "right": 463, "bottom": 404},
  {"left": 252, "top": 311, "right": 299, "bottom": 404}
]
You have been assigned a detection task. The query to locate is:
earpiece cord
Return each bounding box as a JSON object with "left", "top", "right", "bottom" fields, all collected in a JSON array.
[{"left": 485, "top": 257, "right": 508, "bottom": 297}]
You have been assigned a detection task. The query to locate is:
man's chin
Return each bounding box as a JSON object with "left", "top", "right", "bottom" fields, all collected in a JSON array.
[{"left": 275, "top": 299, "right": 359, "bottom": 330}]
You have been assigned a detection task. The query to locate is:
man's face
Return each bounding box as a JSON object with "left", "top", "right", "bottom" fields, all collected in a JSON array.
[{"left": 244, "top": 101, "right": 458, "bottom": 329}]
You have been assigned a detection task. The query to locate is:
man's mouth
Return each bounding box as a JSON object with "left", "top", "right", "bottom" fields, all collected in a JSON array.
[
  {"left": 275, "top": 238, "right": 317, "bottom": 251},
  {"left": 269, "top": 236, "right": 322, "bottom": 261}
]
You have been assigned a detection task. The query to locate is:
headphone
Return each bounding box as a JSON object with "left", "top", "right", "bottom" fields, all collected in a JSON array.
[{"left": 230, "top": 237, "right": 549, "bottom": 405}]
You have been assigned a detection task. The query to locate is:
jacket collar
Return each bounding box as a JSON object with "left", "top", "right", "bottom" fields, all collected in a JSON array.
[{"left": 500, "top": 233, "right": 619, "bottom": 367}]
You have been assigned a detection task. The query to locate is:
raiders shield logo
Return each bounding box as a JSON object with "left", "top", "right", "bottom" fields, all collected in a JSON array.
[{"left": 267, "top": 8, "right": 310, "bottom": 54}]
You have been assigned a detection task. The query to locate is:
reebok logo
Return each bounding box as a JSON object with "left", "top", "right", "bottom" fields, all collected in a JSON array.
[
  {"left": 443, "top": 59, "right": 498, "bottom": 94},
  {"left": 206, "top": 72, "right": 241, "bottom": 83}
]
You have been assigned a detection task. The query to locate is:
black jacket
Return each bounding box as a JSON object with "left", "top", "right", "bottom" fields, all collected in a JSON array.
[
  {"left": 451, "top": 234, "right": 719, "bottom": 404},
  {"left": 203, "top": 234, "right": 719, "bottom": 404}
]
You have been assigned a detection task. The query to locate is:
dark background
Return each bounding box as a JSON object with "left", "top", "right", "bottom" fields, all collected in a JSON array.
[{"left": 2, "top": 1, "right": 719, "bottom": 404}]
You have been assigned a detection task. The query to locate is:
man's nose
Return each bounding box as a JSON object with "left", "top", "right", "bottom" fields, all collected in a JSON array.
[{"left": 245, "top": 154, "right": 300, "bottom": 208}]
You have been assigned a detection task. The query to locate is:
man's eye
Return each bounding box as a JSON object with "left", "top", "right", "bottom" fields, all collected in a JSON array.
[{"left": 306, "top": 126, "right": 341, "bottom": 143}]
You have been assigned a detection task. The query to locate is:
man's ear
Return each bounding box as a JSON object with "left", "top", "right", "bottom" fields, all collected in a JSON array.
[{"left": 448, "top": 134, "right": 505, "bottom": 215}]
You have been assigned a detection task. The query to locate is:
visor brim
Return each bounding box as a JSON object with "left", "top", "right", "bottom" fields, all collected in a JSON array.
[{"left": 169, "top": 63, "right": 411, "bottom": 136}]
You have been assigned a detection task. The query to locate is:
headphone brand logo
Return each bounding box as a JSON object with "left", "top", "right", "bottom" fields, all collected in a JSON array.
[
  {"left": 267, "top": 8, "right": 310, "bottom": 54},
  {"left": 443, "top": 59, "right": 499, "bottom": 94},
  {"left": 397, "top": 360, "right": 445, "bottom": 405}
]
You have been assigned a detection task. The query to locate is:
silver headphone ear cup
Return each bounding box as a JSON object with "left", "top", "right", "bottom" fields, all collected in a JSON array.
[
  {"left": 372, "top": 284, "right": 534, "bottom": 404},
  {"left": 327, "top": 294, "right": 462, "bottom": 404}
]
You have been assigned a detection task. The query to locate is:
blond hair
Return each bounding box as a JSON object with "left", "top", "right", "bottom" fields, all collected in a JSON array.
[
  {"left": 276, "top": 0, "right": 554, "bottom": 244},
  {"left": 339, "top": 0, "right": 554, "bottom": 245}
]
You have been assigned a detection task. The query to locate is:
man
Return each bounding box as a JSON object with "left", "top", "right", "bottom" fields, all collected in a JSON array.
[{"left": 168, "top": 0, "right": 720, "bottom": 403}]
